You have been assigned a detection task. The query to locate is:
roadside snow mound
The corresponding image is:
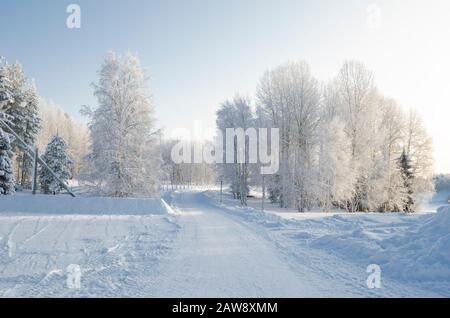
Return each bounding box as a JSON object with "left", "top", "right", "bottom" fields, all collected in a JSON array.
[
  {"left": 378, "top": 206, "right": 450, "bottom": 281},
  {"left": 0, "top": 195, "right": 168, "bottom": 215},
  {"left": 312, "top": 207, "right": 450, "bottom": 285}
]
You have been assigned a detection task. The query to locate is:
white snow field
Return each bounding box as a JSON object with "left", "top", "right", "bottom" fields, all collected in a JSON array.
[
  {"left": 0, "top": 193, "right": 168, "bottom": 215},
  {"left": 0, "top": 194, "right": 178, "bottom": 297},
  {"left": 0, "top": 191, "right": 449, "bottom": 297}
]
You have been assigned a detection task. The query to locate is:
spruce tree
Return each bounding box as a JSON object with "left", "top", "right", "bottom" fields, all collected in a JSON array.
[
  {"left": 18, "top": 83, "right": 41, "bottom": 186},
  {"left": 399, "top": 150, "right": 415, "bottom": 212},
  {"left": 3, "top": 63, "right": 41, "bottom": 187},
  {"left": 0, "top": 57, "right": 13, "bottom": 111},
  {"left": 0, "top": 57, "right": 15, "bottom": 194},
  {"left": 39, "top": 135, "right": 73, "bottom": 194},
  {"left": 0, "top": 128, "right": 15, "bottom": 195}
]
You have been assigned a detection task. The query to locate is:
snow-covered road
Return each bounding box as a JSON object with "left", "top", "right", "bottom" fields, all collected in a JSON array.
[
  {"left": 155, "top": 192, "right": 440, "bottom": 297},
  {"left": 0, "top": 191, "right": 445, "bottom": 297},
  {"left": 154, "top": 192, "right": 325, "bottom": 297}
]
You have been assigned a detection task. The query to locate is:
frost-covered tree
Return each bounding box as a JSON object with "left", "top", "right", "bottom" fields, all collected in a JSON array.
[
  {"left": 0, "top": 128, "right": 15, "bottom": 195},
  {"left": 377, "top": 98, "right": 407, "bottom": 212},
  {"left": 257, "top": 61, "right": 321, "bottom": 211},
  {"left": 216, "top": 95, "right": 254, "bottom": 206},
  {"left": 0, "top": 58, "right": 16, "bottom": 194},
  {"left": 39, "top": 135, "right": 73, "bottom": 194},
  {"left": 37, "top": 98, "right": 89, "bottom": 179},
  {"left": 332, "top": 61, "right": 383, "bottom": 211},
  {"left": 17, "top": 83, "right": 41, "bottom": 186},
  {"left": 404, "top": 109, "right": 434, "bottom": 195},
  {"left": 82, "top": 52, "right": 160, "bottom": 197},
  {"left": 0, "top": 57, "right": 13, "bottom": 111},
  {"left": 0, "top": 61, "right": 41, "bottom": 187},
  {"left": 4, "top": 63, "right": 28, "bottom": 150},
  {"left": 317, "top": 118, "right": 356, "bottom": 211},
  {"left": 215, "top": 59, "right": 434, "bottom": 213}
]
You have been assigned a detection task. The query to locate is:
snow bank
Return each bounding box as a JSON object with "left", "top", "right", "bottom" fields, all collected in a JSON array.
[
  {"left": 377, "top": 206, "right": 450, "bottom": 281},
  {"left": 206, "top": 190, "right": 449, "bottom": 294},
  {"left": 311, "top": 206, "right": 450, "bottom": 288},
  {"left": 0, "top": 195, "right": 168, "bottom": 215}
]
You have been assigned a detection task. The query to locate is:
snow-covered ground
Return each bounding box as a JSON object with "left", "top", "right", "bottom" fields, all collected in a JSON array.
[
  {"left": 205, "top": 191, "right": 450, "bottom": 296},
  {"left": 0, "top": 191, "right": 448, "bottom": 297},
  {"left": 1, "top": 193, "right": 167, "bottom": 215},
  {"left": 0, "top": 214, "right": 178, "bottom": 297}
]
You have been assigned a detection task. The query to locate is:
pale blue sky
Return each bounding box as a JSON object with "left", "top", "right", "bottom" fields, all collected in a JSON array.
[{"left": 1, "top": 0, "right": 449, "bottom": 173}]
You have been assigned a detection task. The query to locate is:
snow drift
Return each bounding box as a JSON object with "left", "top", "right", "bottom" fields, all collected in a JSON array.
[
  {"left": 0, "top": 195, "right": 168, "bottom": 215},
  {"left": 206, "top": 190, "right": 449, "bottom": 295},
  {"left": 376, "top": 206, "right": 450, "bottom": 281},
  {"left": 312, "top": 206, "right": 450, "bottom": 287}
]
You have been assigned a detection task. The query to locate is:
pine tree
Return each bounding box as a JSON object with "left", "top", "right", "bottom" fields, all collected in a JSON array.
[
  {"left": 39, "top": 135, "right": 73, "bottom": 194},
  {"left": 0, "top": 128, "right": 15, "bottom": 195},
  {"left": 399, "top": 149, "right": 415, "bottom": 212}
]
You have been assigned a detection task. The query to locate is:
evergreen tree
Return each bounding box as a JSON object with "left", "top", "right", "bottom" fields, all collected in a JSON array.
[
  {"left": 0, "top": 57, "right": 13, "bottom": 110},
  {"left": 0, "top": 128, "right": 15, "bottom": 195},
  {"left": 399, "top": 149, "right": 415, "bottom": 212},
  {"left": 17, "top": 83, "right": 41, "bottom": 186},
  {"left": 4, "top": 63, "right": 41, "bottom": 187},
  {"left": 0, "top": 60, "right": 41, "bottom": 188},
  {"left": 0, "top": 57, "right": 15, "bottom": 194},
  {"left": 4, "top": 63, "right": 28, "bottom": 150},
  {"left": 39, "top": 135, "right": 73, "bottom": 194}
]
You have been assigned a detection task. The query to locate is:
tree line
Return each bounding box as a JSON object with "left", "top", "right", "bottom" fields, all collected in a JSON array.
[
  {"left": 0, "top": 57, "right": 87, "bottom": 195},
  {"left": 0, "top": 53, "right": 436, "bottom": 213},
  {"left": 216, "top": 61, "right": 434, "bottom": 212}
]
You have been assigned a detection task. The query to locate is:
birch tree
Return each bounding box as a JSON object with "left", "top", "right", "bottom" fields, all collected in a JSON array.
[
  {"left": 82, "top": 52, "right": 160, "bottom": 197},
  {"left": 257, "top": 61, "right": 321, "bottom": 211},
  {"left": 334, "top": 61, "right": 380, "bottom": 211},
  {"left": 404, "top": 109, "right": 434, "bottom": 195},
  {"left": 216, "top": 95, "right": 254, "bottom": 205}
]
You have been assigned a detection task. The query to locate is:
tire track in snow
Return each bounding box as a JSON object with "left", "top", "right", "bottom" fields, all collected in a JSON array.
[
  {"left": 4, "top": 219, "right": 25, "bottom": 259},
  {"left": 22, "top": 217, "right": 51, "bottom": 245}
]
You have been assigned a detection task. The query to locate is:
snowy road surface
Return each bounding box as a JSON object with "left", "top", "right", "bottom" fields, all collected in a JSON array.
[
  {"left": 155, "top": 192, "right": 441, "bottom": 297},
  {"left": 0, "top": 191, "right": 445, "bottom": 297}
]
